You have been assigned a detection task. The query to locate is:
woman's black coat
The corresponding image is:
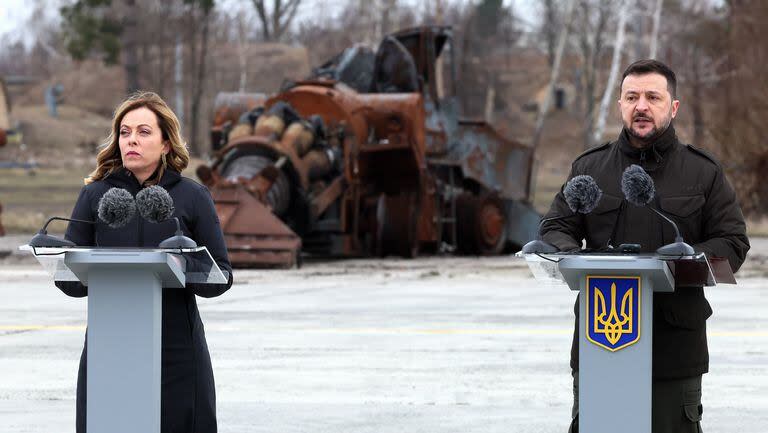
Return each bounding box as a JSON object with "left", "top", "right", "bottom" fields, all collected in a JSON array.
[{"left": 55, "top": 168, "right": 233, "bottom": 433}]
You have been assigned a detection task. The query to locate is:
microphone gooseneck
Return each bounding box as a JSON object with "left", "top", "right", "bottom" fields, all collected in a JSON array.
[
  {"left": 29, "top": 217, "right": 95, "bottom": 247},
  {"left": 135, "top": 186, "right": 197, "bottom": 249},
  {"left": 522, "top": 175, "right": 603, "bottom": 254},
  {"left": 620, "top": 165, "right": 695, "bottom": 256},
  {"left": 29, "top": 187, "right": 136, "bottom": 247}
]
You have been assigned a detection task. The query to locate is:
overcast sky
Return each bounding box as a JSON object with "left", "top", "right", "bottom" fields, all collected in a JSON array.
[
  {"left": 0, "top": 0, "right": 35, "bottom": 42},
  {"left": 0, "top": 0, "right": 538, "bottom": 49}
]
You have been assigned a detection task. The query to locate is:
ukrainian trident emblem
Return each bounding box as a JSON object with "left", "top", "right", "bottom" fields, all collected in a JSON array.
[{"left": 586, "top": 276, "right": 641, "bottom": 351}]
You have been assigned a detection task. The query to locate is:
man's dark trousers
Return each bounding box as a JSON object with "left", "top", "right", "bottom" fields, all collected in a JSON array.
[{"left": 568, "top": 371, "right": 704, "bottom": 433}]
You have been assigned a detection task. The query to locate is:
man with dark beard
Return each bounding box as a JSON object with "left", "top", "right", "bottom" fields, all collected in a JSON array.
[{"left": 541, "top": 59, "right": 750, "bottom": 432}]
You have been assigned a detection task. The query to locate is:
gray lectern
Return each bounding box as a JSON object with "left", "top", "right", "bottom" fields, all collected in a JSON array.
[
  {"left": 21, "top": 245, "right": 228, "bottom": 433},
  {"left": 519, "top": 252, "right": 730, "bottom": 433}
]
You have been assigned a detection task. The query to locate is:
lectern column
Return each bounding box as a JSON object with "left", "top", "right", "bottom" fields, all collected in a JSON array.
[
  {"left": 558, "top": 257, "right": 675, "bottom": 433},
  {"left": 87, "top": 268, "right": 162, "bottom": 433},
  {"left": 577, "top": 273, "right": 653, "bottom": 433}
]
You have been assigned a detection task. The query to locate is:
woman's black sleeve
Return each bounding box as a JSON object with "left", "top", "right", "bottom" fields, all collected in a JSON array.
[
  {"left": 54, "top": 186, "right": 95, "bottom": 297},
  {"left": 186, "top": 186, "right": 233, "bottom": 298}
]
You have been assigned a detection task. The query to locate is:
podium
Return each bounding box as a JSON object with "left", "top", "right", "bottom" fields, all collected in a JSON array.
[
  {"left": 20, "top": 245, "right": 228, "bottom": 433},
  {"left": 519, "top": 251, "right": 732, "bottom": 433}
]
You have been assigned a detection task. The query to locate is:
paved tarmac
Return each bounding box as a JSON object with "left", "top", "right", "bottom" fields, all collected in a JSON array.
[{"left": 0, "top": 237, "right": 766, "bottom": 432}]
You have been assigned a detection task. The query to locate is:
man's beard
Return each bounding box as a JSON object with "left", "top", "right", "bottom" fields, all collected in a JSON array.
[{"left": 625, "top": 112, "right": 673, "bottom": 143}]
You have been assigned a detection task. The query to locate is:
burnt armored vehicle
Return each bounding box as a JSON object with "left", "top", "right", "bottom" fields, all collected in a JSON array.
[
  {"left": 0, "top": 76, "right": 10, "bottom": 236},
  {"left": 199, "top": 26, "right": 540, "bottom": 267},
  {"left": 0, "top": 127, "right": 5, "bottom": 236}
]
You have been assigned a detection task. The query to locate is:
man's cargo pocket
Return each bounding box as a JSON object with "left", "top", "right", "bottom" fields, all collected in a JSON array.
[
  {"left": 662, "top": 307, "right": 710, "bottom": 330},
  {"left": 660, "top": 292, "right": 713, "bottom": 330},
  {"left": 660, "top": 194, "right": 705, "bottom": 241},
  {"left": 684, "top": 403, "right": 703, "bottom": 422},
  {"left": 584, "top": 193, "right": 622, "bottom": 248},
  {"left": 683, "top": 386, "right": 703, "bottom": 432}
]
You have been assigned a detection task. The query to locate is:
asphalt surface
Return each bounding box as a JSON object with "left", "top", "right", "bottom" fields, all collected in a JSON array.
[{"left": 0, "top": 237, "right": 766, "bottom": 432}]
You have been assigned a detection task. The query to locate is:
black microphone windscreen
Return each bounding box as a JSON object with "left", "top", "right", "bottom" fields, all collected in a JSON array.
[
  {"left": 136, "top": 185, "right": 175, "bottom": 223},
  {"left": 98, "top": 188, "right": 137, "bottom": 228},
  {"left": 563, "top": 175, "right": 602, "bottom": 214},
  {"left": 621, "top": 164, "right": 655, "bottom": 206}
]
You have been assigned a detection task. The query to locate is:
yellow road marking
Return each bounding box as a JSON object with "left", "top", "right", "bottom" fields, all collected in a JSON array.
[
  {"left": 2, "top": 325, "right": 766, "bottom": 337},
  {"left": 0, "top": 325, "right": 86, "bottom": 331}
]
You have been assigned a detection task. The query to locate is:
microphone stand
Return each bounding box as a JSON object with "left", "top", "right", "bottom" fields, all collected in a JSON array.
[
  {"left": 521, "top": 215, "right": 570, "bottom": 254},
  {"left": 648, "top": 207, "right": 695, "bottom": 256},
  {"left": 29, "top": 217, "right": 95, "bottom": 247},
  {"left": 158, "top": 217, "right": 197, "bottom": 249}
]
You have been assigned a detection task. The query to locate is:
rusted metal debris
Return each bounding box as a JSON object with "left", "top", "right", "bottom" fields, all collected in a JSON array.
[
  {"left": 201, "top": 26, "right": 540, "bottom": 268},
  {"left": 0, "top": 127, "right": 6, "bottom": 236}
]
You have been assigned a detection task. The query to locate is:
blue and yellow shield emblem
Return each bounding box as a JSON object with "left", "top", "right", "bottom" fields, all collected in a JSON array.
[{"left": 586, "top": 276, "right": 641, "bottom": 352}]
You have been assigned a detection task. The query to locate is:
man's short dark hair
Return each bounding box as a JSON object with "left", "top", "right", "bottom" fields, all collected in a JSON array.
[{"left": 621, "top": 59, "right": 677, "bottom": 99}]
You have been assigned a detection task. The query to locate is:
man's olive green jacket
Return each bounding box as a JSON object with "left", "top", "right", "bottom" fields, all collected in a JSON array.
[{"left": 541, "top": 125, "right": 750, "bottom": 379}]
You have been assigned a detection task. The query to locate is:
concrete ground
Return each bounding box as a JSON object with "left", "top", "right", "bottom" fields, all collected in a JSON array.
[{"left": 0, "top": 236, "right": 766, "bottom": 432}]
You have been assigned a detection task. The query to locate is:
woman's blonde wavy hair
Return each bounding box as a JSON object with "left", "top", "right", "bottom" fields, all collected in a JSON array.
[{"left": 85, "top": 91, "right": 190, "bottom": 185}]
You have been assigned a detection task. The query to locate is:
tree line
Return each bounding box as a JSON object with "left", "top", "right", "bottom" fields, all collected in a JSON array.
[{"left": 0, "top": 0, "right": 765, "bottom": 214}]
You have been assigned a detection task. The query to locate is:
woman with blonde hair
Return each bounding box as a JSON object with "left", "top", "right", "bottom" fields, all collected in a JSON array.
[{"left": 56, "top": 91, "right": 232, "bottom": 433}]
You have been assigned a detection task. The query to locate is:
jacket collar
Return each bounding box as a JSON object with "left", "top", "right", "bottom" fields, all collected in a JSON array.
[
  {"left": 105, "top": 167, "right": 183, "bottom": 191},
  {"left": 617, "top": 124, "right": 679, "bottom": 169}
]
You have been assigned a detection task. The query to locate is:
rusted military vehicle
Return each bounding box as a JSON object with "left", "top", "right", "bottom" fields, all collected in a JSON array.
[
  {"left": 0, "top": 127, "right": 5, "bottom": 236},
  {"left": 199, "top": 26, "right": 539, "bottom": 267},
  {"left": 0, "top": 76, "right": 9, "bottom": 236}
]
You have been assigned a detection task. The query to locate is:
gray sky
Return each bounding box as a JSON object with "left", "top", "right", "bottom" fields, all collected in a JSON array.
[
  {"left": 0, "top": 0, "right": 537, "bottom": 49},
  {"left": 0, "top": 0, "right": 33, "bottom": 42}
]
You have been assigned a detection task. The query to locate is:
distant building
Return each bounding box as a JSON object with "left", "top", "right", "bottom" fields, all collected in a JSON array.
[{"left": 530, "top": 82, "right": 576, "bottom": 113}]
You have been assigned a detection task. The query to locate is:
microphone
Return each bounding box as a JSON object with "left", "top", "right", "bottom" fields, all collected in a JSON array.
[
  {"left": 521, "top": 175, "right": 602, "bottom": 254},
  {"left": 135, "top": 185, "right": 197, "bottom": 248},
  {"left": 28, "top": 187, "right": 136, "bottom": 247},
  {"left": 621, "top": 164, "right": 695, "bottom": 256},
  {"left": 98, "top": 187, "right": 137, "bottom": 228}
]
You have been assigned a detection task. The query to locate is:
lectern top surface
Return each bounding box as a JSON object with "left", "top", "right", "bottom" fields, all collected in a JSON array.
[
  {"left": 516, "top": 251, "right": 716, "bottom": 287},
  {"left": 19, "top": 245, "right": 229, "bottom": 285},
  {"left": 515, "top": 250, "right": 706, "bottom": 260},
  {"left": 19, "top": 245, "right": 206, "bottom": 253}
]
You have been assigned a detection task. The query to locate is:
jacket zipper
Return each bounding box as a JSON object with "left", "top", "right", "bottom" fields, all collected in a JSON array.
[{"left": 136, "top": 184, "right": 145, "bottom": 247}]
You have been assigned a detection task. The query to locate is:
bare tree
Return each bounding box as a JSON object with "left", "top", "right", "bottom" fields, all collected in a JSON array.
[
  {"left": 592, "top": 0, "right": 630, "bottom": 147},
  {"left": 718, "top": 1, "right": 768, "bottom": 214},
  {"left": 187, "top": 1, "right": 214, "bottom": 156},
  {"left": 648, "top": 0, "right": 663, "bottom": 58},
  {"left": 122, "top": 0, "right": 140, "bottom": 93},
  {"left": 574, "top": 0, "right": 612, "bottom": 148},
  {"left": 252, "top": 0, "right": 302, "bottom": 42},
  {"left": 541, "top": 0, "right": 560, "bottom": 68},
  {"left": 531, "top": 0, "right": 576, "bottom": 150},
  {"left": 235, "top": 11, "right": 250, "bottom": 92}
]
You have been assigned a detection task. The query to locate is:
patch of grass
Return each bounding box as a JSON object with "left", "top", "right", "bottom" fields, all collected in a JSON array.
[
  {"left": 0, "top": 162, "right": 205, "bottom": 235},
  {"left": 2, "top": 210, "right": 66, "bottom": 234},
  {"left": 532, "top": 167, "right": 567, "bottom": 213},
  {"left": 0, "top": 167, "right": 88, "bottom": 204},
  {"left": 0, "top": 166, "right": 91, "bottom": 234}
]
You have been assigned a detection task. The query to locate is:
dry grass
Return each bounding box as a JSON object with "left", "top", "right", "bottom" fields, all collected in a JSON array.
[
  {"left": 8, "top": 105, "right": 111, "bottom": 165},
  {"left": 0, "top": 159, "right": 207, "bottom": 235},
  {"left": 747, "top": 217, "right": 768, "bottom": 237},
  {"left": 0, "top": 166, "right": 90, "bottom": 234},
  {"left": 532, "top": 165, "right": 567, "bottom": 213}
]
